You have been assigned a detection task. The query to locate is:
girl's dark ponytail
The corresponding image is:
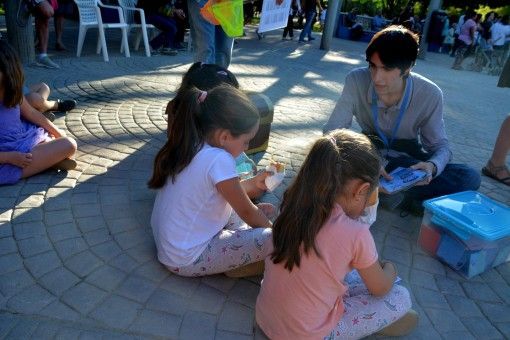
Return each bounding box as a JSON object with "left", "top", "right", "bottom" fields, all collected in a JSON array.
[
  {"left": 149, "top": 85, "right": 259, "bottom": 189},
  {"left": 148, "top": 87, "right": 204, "bottom": 188}
]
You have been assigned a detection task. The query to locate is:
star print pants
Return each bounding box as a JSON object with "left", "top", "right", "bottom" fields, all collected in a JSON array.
[
  {"left": 165, "top": 211, "right": 273, "bottom": 277},
  {"left": 325, "top": 271, "right": 412, "bottom": 340}
]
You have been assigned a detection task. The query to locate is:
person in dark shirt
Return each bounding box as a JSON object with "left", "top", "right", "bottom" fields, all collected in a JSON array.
[
  {"left": 137, "top": 0, "right": 186, "bottom": 54},
  {"left": 298, "top": 0, "right": 322, "bottom": 42}
]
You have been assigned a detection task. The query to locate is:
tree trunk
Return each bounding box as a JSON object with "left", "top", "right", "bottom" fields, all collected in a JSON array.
[
  {"left": 5, "top": 0, "right": 35, "bottom": 64},
  {"left": 320, "top": 0, "right": 342, "bottom": 51}
]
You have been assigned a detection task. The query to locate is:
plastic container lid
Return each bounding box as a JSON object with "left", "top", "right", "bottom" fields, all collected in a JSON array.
[{"left": 423, "top": 191, "right": 510, "bottom": 241}]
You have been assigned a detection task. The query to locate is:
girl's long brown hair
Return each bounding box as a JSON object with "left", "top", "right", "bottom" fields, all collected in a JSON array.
[
  {"left": 271, "top": 129, "right": 381, "bottom": 271},
  {"left": 0, "top": 41, "right": 24, "bottom": 108},
  {"left": 148, "top": 85, "right": 259, "bottom": 189}
]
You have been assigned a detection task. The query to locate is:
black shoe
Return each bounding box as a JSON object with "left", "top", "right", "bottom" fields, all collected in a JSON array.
[
  {"left": 56, "top": 99, "right": 77, "bottom": 112},
  {"left": 379, "top": 192, "right": 405, "bottom": 210},
  {"left": 172, "top": 42, "right": 187, "bottom": 51},
  {"left": 308, "top": 36, "right": 315, "bottom": 41},
  {"left": 398, "top": 197, "right": 425, "bottom": 217}
]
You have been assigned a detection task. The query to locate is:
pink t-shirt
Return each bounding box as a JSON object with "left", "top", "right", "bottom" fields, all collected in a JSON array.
[
  {"left": 459, "top": 18, "right": 476, "bottom": 45},
  {"left": 255, "top": 204, "right": 378, "bottom": 340}
]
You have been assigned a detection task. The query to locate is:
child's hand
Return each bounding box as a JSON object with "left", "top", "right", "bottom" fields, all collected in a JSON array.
[
  {"left": 51, "top": 127, "right": 66, "bottom": 138},
  {"left": 254, "top": 170, "right": 272, "bottom": 191},
  {"left": 381, "top": 260, "right": 397, "bottom": 277},
  {"left": 9, "top": 152, "right": 33, "bottom": 168},
  {"left": 257, "top": 202, "right": 277, "bottom": 221}
]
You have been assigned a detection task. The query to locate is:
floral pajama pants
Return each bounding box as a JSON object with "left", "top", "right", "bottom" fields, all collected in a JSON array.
[
  {"left": 166, "top": 211, "right": 273, "bottom": 277},
  {"left": 325, "top": 270, "right": 412, "bottom": 340}
]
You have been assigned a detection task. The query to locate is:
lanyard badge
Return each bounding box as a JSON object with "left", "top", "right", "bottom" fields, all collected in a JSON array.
[{"left": 371, "top": 77, "right": 412, "bottom": 156}]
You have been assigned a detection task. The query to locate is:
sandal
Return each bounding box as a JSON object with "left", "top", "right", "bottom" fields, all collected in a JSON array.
[
  {"left": 482, "top": 161, "right": 510, "bottom": 186},
  {"left": 56, "top": 99, "right": 77, "bottom": 112}
]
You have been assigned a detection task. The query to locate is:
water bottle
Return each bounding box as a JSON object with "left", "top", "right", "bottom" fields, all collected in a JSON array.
[{"left": 235, "top": 152, "right": 257, "bottom": 180}]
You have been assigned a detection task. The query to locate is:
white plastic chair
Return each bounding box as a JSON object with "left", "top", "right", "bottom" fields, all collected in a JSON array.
[
  {"left": 118, "top": 0, "right": 156, "bottom": 57},
  {"left": 73, "top": 0, "right": 130, "bottom": 62}
]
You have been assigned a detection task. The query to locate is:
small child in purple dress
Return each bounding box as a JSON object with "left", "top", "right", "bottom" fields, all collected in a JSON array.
[{"left": 0, "top": 41, "right": 77, "bottom": 185}]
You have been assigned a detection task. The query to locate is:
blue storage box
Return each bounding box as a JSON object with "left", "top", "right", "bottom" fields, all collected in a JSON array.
[{"left": 419, "top": 191, "right": 510, "bottom": 278}]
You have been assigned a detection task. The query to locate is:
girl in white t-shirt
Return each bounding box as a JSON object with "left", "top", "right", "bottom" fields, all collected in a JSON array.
[
  {"left": 256, "top": 129, "right": 416, "bottom": 339},
  {"left": 148, "top": 85, "right": 274, "bottom": 277}
]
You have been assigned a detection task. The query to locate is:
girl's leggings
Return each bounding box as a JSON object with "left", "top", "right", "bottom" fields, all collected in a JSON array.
[
  {"left": 325, "top": 271, "right": 412, "bottom": 340},
  {"left": 166, "top": 211, "right": 273, "bottom": 277}
]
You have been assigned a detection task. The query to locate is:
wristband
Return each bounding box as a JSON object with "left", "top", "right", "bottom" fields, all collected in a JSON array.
[{"left": 426, "top": 161, "right": 437, "bottom": 177}]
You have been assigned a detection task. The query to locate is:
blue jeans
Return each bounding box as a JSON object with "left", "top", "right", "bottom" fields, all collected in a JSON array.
[
  {"left": 187, "top": 0, "right": 234, "bottom": 68},
  {"left": 146, "top": 14, "right": 177, "bottom": 49},
  {"left": 299, "top": 10, "right": 316, "bottom": 41},
  {"left": 386, "top": 155, "right": 481, "bottom": 202}
]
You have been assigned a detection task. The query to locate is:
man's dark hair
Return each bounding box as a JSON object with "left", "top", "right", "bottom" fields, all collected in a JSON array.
[{"left": 365, "top": 25, "right": 419, "bottom": 74}]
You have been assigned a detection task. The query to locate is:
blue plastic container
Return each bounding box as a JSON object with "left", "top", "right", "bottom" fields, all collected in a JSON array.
[{"left": 419, "top": 191, "right": 510, "bottom": 278}]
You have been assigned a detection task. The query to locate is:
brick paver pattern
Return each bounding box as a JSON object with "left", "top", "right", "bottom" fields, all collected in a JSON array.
[{"left": 0, "top": 24, "right": 509, "bottom": 339}]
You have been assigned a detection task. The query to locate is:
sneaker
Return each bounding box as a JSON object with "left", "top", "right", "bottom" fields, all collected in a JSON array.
[
  {"left": 298, "top": 39, "right": 306, "bottom": 43},
  {"left": 376, "top": 309, "right": 418, "bottom": 336},
  {"left": 56, "top": 99, "right": 77, "bottom": 112},
  {"left": 308, "top": 36, "right": 315, "bottom": 41},
  {"left": 36, "top": 55, "right": 60, "bottom": 69}
]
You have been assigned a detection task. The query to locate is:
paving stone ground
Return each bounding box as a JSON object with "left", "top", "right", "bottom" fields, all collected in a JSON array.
[{"left": 0, "top": 20, "right": 509, "bottom": 339}]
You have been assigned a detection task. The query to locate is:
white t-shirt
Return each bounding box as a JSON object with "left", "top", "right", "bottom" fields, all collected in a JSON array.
[
  {"left": 151, "top": 144, "right": 238, "bottom": 267},
  {"left": 491, "top": 22, "right": 510, "bottom": 47}
]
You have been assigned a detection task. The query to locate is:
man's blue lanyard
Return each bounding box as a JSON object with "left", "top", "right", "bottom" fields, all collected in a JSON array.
[{"left": 371, "top": 77, "right": 412, "bottom": 151}]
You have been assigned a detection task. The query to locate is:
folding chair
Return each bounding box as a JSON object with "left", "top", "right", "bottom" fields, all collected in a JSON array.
[
  {"left": 117, "top": 0, "right": 157, "bottom": 57},
  {"left": 73, "top": 0, "right": 130, "bottom": 62}
]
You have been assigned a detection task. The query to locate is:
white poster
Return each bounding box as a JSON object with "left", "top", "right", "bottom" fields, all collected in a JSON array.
[{"left": 258, "top": 0, "right": 292, "bottom": 33}]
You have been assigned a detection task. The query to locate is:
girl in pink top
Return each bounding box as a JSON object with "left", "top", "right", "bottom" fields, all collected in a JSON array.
[
  {"left": 256, "top": 129, "right": 417, "bottom": 339},
  {"left": 452, "top": 10, "right": 478, "bottom": 70}
]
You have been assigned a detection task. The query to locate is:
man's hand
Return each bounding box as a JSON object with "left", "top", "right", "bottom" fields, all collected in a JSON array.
[
  {"left": 378, "top": 166, "right": 393, "bottom": 194},
  {"left": 8, "top": 152, "right": 33, "bottom": 168},
  {"left": 410, "top": 161, "right": 435, "bottom": 185},
  {"left": 275, "top": 0, "right": 284, "bottom": 5}
]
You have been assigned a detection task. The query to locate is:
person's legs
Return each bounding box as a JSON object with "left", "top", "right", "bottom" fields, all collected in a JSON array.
[
  {"left": 299, "top": 10, "right": 315, "bottom": 41},
  {"left": 21, "top": 137, "right": 77, "bottom": 178},
  {"left": 483, "top": 116, "right": 510, "bottom": 185},
  {"left": 25, "top": 85, "right": 76, "bottom": 113},
  {"left": 54, "top": 14, "right": 66, "bottom": 50},
  {"left": 452, "top": 42, "right": 468, "bottom": 69},
  {"left": 166, "top": 226, "right": 272, "bottom": 277},
  {"left": 187, "top": 0, "right": 217, "bottom": 65},
  {"left": 214, "top": 25, "right": 234, "bottom": 69},
  {"left": 146, "top": 14, "right": 178, "bottom": 50},
  {"left": 26, "top": 83, "right": 57, "bottom": 112},
  {"left": 327, "top": 282, "right": 414, "bottom": 339},
  {"left": 35, "top": 1, "right": 53, "bottom": 54},
  {"left": 34, "top": 1, "right": 59, "bottom": 68}
]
